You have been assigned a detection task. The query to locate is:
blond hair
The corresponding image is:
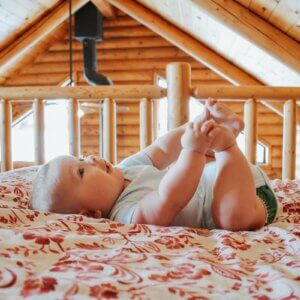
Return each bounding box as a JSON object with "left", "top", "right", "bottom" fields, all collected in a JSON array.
[{"left": 30, "top": 163, "right": 55, "bottom": 212}]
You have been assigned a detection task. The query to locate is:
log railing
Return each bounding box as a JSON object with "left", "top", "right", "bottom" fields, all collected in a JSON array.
[{"left": 0, "top": 63, "right": 299, "bottom": 180}]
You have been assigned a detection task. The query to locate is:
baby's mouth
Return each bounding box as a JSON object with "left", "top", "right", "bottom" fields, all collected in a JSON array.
[{"left": 104, "top": 161, "right": 111, "bottom": 173}]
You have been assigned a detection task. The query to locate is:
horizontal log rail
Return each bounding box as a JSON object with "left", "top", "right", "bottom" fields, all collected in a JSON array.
[
  {"left": 0, "top": 85, "right": 166, "bottom": 100},
  {"left": 192, "top": 85, "right": 300, "bottom": 100},
  {"left": 0, "top": 63, "right": 298, "bottom": 180}
]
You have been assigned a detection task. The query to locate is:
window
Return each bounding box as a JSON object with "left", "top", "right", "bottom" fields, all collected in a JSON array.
[
  {"left": 156, "top": 76, "right": 267, "bottom": 164},
  {"left": 12, "top": 100, "right": 71, "bottom": 162}
]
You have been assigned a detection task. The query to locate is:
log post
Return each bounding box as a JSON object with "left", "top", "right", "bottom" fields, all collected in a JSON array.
[
  {"left": 282, "top": 99, "right": 296, "bottom": 179},
  {"left": 0, "top": 99, "right": 12, "bottom": 171},
  {"left": 99, "top": 100, "right": 103, "bottom": 157},
  {"left": 68, "top": 99, "right": 80, "bottom": 157},
  {"left": 103, "top": 98, "right": 117, "bottom": 164},
  {"left": 152, "top": 99, "right": 159, "bottom": 141},
  {"left": 33, "top": 99, "right": 45, "bottom": 164},
  {"left": 140, "top": 98, "right": 153, "bottom": 149},
  {"left": 166, "top": 63, "right": 191, "bottom": 130},
  {"left": 244, "top": 99, "right": 257, "bottom": 164}
]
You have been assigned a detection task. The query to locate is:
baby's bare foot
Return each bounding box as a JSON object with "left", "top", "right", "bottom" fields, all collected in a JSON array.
[
  {"left": 206, "top": 98, "right": 244, "bottom": 137},
  {"left": 210, "top": 124, "right": 236, "bottom": 153}
]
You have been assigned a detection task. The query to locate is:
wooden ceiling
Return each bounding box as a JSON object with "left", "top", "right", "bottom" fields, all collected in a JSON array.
[
  {"left": 0, "top": 0, "right": 299, "bottom": 86},
  {"left": 236, "top": 0, "right": 300, "bottom": 41},
  {"left": 0, "top": 0, "right": 62, "bottom": 52},
  {"left": 134, "top": 0, "right": 300, "bottom": 86}
]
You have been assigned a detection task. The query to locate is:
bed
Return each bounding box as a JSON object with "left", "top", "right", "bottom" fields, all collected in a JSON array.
[{"left": 0, "top": 166, "right": 299, "bottom": 299}]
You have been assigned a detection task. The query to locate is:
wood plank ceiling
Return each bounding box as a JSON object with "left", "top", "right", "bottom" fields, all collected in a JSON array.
[
  {"left": 135, "top": 0, "right": 300, "bottom": 86},
  {"left": 0, "top": 0, "right": 61, "bottom": 51},
  {"left": 0, "top": 0, "right": 299, "bottom": 86}
]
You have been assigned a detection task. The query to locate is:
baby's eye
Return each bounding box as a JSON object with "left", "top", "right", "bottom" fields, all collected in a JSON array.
[{"left": 78, "top": 167, "right": 84, "bottom": 178}]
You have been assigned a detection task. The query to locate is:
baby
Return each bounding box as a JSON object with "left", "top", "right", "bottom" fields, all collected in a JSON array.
[{"left": 31, "top": 99, "right": 279, "bottom": 231}]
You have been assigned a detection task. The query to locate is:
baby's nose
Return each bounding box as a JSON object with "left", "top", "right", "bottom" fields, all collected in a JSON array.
[
  {"left": 86, "top": 155, "right": 106, "bottom": 169},
  {"left": 86, "top": 155, "right": 100, "bottom": 164}
]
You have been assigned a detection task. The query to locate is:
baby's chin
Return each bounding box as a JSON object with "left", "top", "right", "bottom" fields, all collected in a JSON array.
[{"left": 114, "top": 167, "right": 124, "bottom": 180}]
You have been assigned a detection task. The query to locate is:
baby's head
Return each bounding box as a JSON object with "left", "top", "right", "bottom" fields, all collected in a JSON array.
[{"left": 30, "top": 155, "right": 124, "bottom": 217}]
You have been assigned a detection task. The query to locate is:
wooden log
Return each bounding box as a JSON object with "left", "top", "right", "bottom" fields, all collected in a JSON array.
[
  {"left": 0, "top": 100, "right": 12, "bottom": 171},
  {"left": 82, "top": 135, "right": 139, "bottom": 147},
  {"left": 158, "top": 69, "right": 223, "bottom": 81},
  {"left": 272, "top": 157, "right": 282, "bottom": 169},
  {"left": 117, "top": 125, "right": 140, "bottom": 135},
  {"left": 259, "top": 125, "right": 283, "bottom": 136},
  {"left": 282, "top": 100, "right": 296, "bottom": 179},
  {"left": 82, "top": 113, "right": 139, "bottom": 126},
  {"left": 103, "top": 99, "right": 117, "bottom": 164},
  {"left": 103, "top": 26, "right": 156, "bottom": 38},
  {"left": 5, "top": 73, "right": 70, "bottom": 86},
  {"left": 0, "top": 86, "right": 166, "bottom": 100},
  {"left": 117, "top": 114, "right": 140, "bottom": 125},
  {"left": 272, "top": 147, "right": 282, "bottom": 158},
  {"left": 7, "top": 71, "right": 157, "bottom": 86},
  {"left": 78, "top": 70, "right": 154, "bottom": 82},
  {"left": 191, "top": 80, "right": 231, "bottom": 86},
  {"left": 263, "top": 136, "right": 283, "bottom": 146},
  {"left": 152, "top": 99, "right": 159, "bottom": 140},
  {"left": 50, "top": 36, "right": 171, "bottom": 51},
  {"left": 81, "top": 145, "right": 140, "bottom": 158},
  {"left": 257, "top": 113, "right": 282, "bottom": 125},
  {"left": 167, "top": 63, "right": 191, "bottom": 129},
  {"left": 140, "top": 98, "right": 153, "bottom": 149},
  {"left": 33, "top": 99, "right": 45, "bottom": 165},
  {"left": 117, "top": 146, "right": 140, "bottom": 157},
  {"left": 23, "top": 58, "right": 203, "bottom": 74},
  {"left": 104, "top": 16, "right": 140, "bottom": 27},
  {"left": 192, "top": 85, "right": 300, "bottom": 100},
  {"left": 244, "top": 99, "right": 257, "bottom": 164},
  {"left": 36, "top": 47, "right": 188, "bottom": 62},
  {"left": 92, "top": 0, "right": 117, "bottom": 18},
  {"left": 68, "top": 99, "right": 80, "bottom": 157}
]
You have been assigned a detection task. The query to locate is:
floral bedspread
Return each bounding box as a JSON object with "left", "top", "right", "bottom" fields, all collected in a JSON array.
[{"left": 0, "top": 167, "right": 299, "bottom": 300}]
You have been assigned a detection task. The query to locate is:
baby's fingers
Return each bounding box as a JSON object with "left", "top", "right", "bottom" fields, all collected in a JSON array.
[{"left": 201, "top": 119, "right": 215, "bottom": 135}]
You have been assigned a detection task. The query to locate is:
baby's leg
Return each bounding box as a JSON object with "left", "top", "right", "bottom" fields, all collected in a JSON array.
[{"left": 210, "top": 128, "right": 266, "bottom": 231}]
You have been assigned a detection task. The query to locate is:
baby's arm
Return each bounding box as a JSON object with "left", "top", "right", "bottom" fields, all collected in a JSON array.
[
  {"left": 132, "top": 120, "right": 220, "bottom": 226},
  {"left": 143, "top": 123, "right": 187, "bottom": 170}
]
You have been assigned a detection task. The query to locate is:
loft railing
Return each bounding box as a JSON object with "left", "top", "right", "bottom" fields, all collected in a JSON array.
[{"left": 0, "top": 63, "right": 299, "bottom": 179}]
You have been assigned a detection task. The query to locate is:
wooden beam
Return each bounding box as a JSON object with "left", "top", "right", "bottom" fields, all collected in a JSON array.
[
  {"left": 92, "top": 0, "right": 117, "bottom": 18},
  {"left": 0, "top": 0, "right": 89, "bottom": 84},
  {"left": 282, "top": 100, "right": 297, "bottom": 179},
  {"left": 192, "top": 0, "right": 300, "bottom": 73},
  {"left": 0, "top": 86, "right": 166, "bottom": 100},
  {"left": 192, "top": 85, "right": 300, "bottom": 100},
  {"left": 106, "top": 0, "right": 260, "bottom": 85}
]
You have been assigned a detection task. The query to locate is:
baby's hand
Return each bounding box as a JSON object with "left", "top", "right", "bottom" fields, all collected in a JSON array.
[
  {"left": 209, "top": 124, "right": 236, "bottom": 152},
  {"left": 181, "top": 120, "right": 220, "bottom": 154}
]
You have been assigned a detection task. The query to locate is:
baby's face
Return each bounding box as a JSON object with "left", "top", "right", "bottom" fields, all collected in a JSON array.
[{"left": 47, "top": 155, "right": 124, "bottom": 216}]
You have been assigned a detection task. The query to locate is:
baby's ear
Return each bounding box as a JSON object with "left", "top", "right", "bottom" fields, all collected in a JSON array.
[
  {"left": 94, "top": 210, "right": 102, "bottom": 219},
  {"left": 78, "top": 209, "right": 102, "bottom": 219}
]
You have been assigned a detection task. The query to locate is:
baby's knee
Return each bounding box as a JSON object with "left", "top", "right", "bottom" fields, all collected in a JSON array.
[{"left": 212, "top": 196, "right": 265, "bottom": 231}]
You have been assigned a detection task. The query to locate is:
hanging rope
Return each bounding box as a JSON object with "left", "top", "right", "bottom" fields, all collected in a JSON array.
[{"left": 69, "top": 0, "right": 73, "bottom": 86}]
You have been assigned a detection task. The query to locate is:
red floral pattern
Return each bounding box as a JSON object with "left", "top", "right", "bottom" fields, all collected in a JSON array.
[{"left": 0, "top": 167, "right": 299, "bottom": 299}]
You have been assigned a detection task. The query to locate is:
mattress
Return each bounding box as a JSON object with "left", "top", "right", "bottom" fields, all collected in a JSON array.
[{"left": 0, "top": 166, "right": 299, "bottom": 299}]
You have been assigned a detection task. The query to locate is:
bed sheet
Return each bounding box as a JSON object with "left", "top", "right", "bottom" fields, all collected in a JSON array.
[{"left": 0, "top": 166, "right": 299, "bottom": 299}]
